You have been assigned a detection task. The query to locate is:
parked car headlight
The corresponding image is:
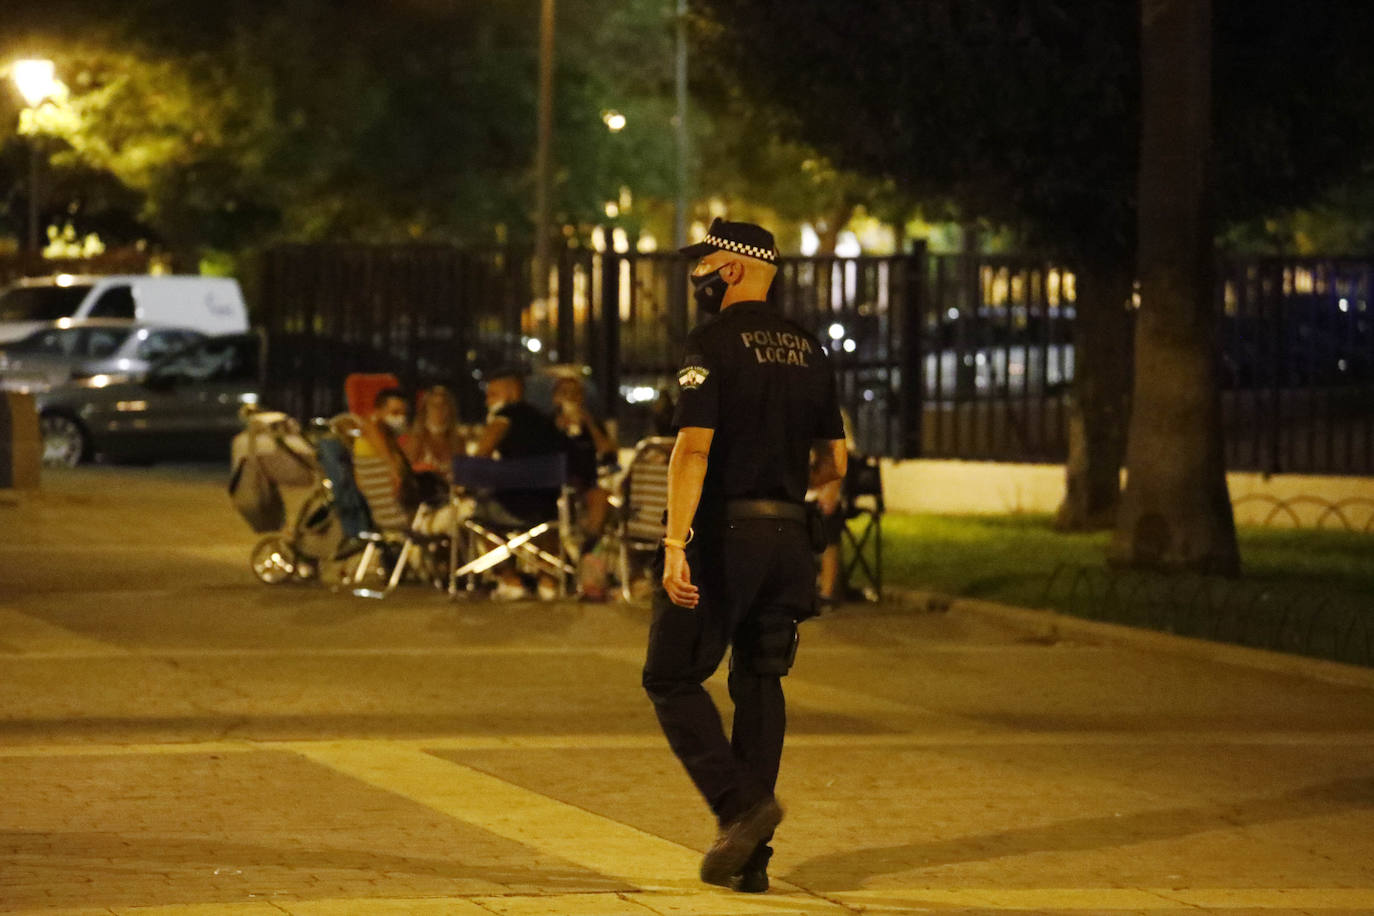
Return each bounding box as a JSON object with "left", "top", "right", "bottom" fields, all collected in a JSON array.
[
  {"left": 0, "top": 376, "right": 51, "bottom": 394},
  {"left": 74, "top": 373, "right": 132, "bottom": 388}
]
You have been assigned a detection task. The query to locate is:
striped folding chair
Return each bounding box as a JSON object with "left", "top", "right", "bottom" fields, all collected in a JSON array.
[
  {"left": 614, "top": 436, "right": 675, "bottom": 600},
  {"left": 344, "top": 452, "right": 442, "bottom": 598}
]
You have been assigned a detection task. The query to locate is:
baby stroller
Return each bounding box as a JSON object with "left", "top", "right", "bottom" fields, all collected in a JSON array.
[{"left": 231, "top": 408, "right": 343, "bottom": 585}]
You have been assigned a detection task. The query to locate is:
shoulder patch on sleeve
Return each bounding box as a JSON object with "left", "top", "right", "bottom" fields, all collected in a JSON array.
[{"left": 678, "top": 365, "right": 710, "bottom": 389}]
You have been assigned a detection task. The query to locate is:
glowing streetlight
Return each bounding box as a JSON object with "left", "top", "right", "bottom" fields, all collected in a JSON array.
[
  {"left": 11, "top": 58, "right": 57, "bottom": 253},
  {"left": 12, "top": 59, "right": 56, "bottom": 107}
]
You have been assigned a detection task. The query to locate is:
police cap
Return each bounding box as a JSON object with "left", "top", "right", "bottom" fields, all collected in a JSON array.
[{"left": 679, "top": 217, "right": 778, "bottom": 264}]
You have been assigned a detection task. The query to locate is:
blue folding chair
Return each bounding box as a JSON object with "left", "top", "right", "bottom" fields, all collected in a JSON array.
[{"left": 448, "top": 453, "right": 577, "bottom": 597}]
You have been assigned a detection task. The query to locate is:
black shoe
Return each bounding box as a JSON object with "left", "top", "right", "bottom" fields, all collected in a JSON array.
[
  {"left": 735, "top": 866, "right": 769, "bottom": 893},
  {"left": 734, "top": 843, "right": 772, "bottom": 893},
  {"left": 700, "top": 797, "right": 783, "bottom": 887}
]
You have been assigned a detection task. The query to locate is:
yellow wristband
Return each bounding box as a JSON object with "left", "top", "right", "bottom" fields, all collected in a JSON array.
[{"left": 662, "top": 528, "right": 694, "bottom": 550}]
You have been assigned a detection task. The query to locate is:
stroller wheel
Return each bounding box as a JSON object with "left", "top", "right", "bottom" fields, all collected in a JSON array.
[{"left": 251, "top": 536, "right": 296, "bottom": 584}]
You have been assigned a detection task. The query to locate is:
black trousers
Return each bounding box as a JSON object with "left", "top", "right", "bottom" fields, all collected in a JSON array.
[{"left": 642, "top": 516, "right": 815, "bottom": 828}]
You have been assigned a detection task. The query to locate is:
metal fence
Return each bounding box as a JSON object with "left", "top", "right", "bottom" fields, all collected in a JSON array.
[
  {"left": 1042, "top": 564, "right": 1374, "bottom": 667},
  {"left": 1219, "top": 259, "right": 1374, "bottom": 475},
  {"left": 253, "top": 244, "right": 1374, "bottom": 475}
]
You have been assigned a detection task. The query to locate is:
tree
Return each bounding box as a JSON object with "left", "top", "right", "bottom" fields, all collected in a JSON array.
[
  {"left": 0, "top": 0, "right": 689, "bottom": 259},
  {"left": 1110, "top": 0, "right": 1237, "bottom": 573},
  {"left": 693, "top": 0, "right": 1139, "bottom": 529},
  {"left": 691, "top": 0, "right": 1374, "bottom": 533}
]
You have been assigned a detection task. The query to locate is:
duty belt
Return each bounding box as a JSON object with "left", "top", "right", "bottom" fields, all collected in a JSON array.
[{"left": 725, "top": 499, "right": 807, "bottom": 523}]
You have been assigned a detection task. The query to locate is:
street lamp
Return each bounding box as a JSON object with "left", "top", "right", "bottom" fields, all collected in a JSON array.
[
  {"left": 11, "top": 58, "right": 57, "bottom": 254},
  {"left": 533, "top": 0, "right": 555, "bottom": 318},
  {"left": 12, "top": 59, "right": 56, "bottom": 108}
]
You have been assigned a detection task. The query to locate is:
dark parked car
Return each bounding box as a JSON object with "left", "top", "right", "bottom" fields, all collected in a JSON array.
[
  {"left": 35, "top": 332, "right": 263, "bottom": 467},
  {"left": 0, "top": 320, "right": 205, "bottom": 393}
]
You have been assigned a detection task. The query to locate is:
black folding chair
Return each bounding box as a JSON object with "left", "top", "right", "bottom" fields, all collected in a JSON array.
[
  {"left": 447, "top": 453, "right": 577, "bottom": 597},
  {"left": 840, "top": 454, "right": 884, "bottom": 601}
]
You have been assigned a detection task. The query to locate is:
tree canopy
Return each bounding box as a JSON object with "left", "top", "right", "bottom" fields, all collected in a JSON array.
[
  {"left": 1, "top": 0, "right": 903, "bottom": 263},
  {"left": 0, "top": 0, "right": 684, "bottom": 258},
  {"left": 691, "top": 0, "right": 1374, "bottom": 260}
]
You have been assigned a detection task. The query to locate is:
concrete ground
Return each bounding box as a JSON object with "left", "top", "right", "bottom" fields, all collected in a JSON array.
[{"left": 2, "top": 466, "right": 1374, "bottom": 915}]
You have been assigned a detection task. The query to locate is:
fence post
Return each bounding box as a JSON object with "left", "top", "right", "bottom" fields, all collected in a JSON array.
[
  {"left": 898, "top": 242, "right": 927, "bottom": 459},
  {"left": 600, "top": 251, "right": 622, "bottom": 426},
  {"left": 1267, "top": 260, "right": 1284, "bottom": 475},
  {"left": 556, "top": 248, "right": 576, "bottom": 362}
]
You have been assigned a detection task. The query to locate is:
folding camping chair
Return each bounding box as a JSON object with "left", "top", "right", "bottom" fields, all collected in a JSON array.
[
  {"left": 342, "top": 455, "right": 448, "bottom": 598},
  {"left": 447, "top": 453, "right": 578, "bottom": 598},
  {"left": 613, "top": 436, "right": 674, "bottom": 600},
  {"left": 839, "top": 453, "right": 884, "bottom": 601}
]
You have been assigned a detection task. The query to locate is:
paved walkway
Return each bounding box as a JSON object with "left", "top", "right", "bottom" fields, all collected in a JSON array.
[{"left": 3, "top": 467, "right": 1374, "bottom": 915}]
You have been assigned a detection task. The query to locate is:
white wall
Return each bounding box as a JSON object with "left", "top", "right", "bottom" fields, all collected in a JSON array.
[
  {"left": 621, "top": 444, "right": 1374, "bottom": 527},
  {"left": 880, "top": 458, "right": 1374, "bottom": 528}
]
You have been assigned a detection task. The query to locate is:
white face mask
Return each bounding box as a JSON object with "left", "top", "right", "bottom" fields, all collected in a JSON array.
[{"left": 383, "top": 415, "right": 408, "bottom": 434}]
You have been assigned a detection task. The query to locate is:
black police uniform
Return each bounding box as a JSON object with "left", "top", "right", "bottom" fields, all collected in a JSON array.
[{"left": 642, "top": 298, "right": 845, "bottom": 854}]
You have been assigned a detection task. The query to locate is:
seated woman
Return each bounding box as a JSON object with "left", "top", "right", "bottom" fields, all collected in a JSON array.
[
  {"left": 551, "top": 374, "right": 617, "bottom": 599},
  {"left": 551, "top": 375, "right": 616, "bottom": 549},
  {"left": 404, "top": 385, "right": 466, "bottom": 482},
  {"left": 400, "top": 385, "right": 470, "bottom": 539}
]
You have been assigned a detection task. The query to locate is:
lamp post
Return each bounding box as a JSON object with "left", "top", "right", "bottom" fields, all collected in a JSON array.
[
  {"left": 533, "top": 0, "right": 555, "bottom": 318},
  {"left": 11, "top": 59, "right": 57, "bottom": 254},
  {"left": 673, "top": 0, "right": 688, "bottom": 251}
]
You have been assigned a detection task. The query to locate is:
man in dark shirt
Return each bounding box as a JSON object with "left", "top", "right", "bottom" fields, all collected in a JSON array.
[
  {"left": 469, "top": 367, "right": 568, "bottom": 597},
  {"left": 642, "top": 218, "right": 847, "bottom": 892},
  {"left": 474, "top": 368, "right": 567, "bottom": 463}
]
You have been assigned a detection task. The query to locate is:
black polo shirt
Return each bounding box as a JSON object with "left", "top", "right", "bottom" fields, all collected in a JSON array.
[
  {"left": 674, "top": 299, "right": 844, "bottom": 509},
  {"left": 492, "top": 400, "right": 566, "bottom": 520},
  {"left": 494, "top": 401, "right": 566, "bottom": 459}
]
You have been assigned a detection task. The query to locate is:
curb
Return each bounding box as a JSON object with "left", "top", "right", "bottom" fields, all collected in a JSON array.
[{"left": 887, "top": 587, "right": 1374, "bottom": 691}]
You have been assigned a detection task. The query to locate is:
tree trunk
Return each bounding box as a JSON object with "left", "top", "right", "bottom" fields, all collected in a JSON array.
[
  {"left": 815, "top": 202, "right": 856, "bottom": 254},
  {"left": 1055, "top": 259, "right": 1134, "bottom": 531},
  {"left": 1110, "top": 0, "right": 1239, "bottom": 574}
]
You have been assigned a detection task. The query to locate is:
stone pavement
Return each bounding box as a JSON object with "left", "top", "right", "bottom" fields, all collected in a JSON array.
[{"left": 3, "top": 467, "right": 1374, "bottom": 915}]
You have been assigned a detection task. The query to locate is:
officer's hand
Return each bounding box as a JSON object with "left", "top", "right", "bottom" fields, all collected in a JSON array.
[{"left": 662, "top": 547, "right": 699, "bottom": 609}]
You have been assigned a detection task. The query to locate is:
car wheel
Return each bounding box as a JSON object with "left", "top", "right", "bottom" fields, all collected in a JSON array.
[
  {"left": 40, "top": 414, "right": 87, "bottom": 468},
  {"left": 250, "top": 535, "right": 296, "bottom": 585}
]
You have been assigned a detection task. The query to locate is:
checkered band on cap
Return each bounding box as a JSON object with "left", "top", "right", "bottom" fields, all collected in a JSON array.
[{"left": 702, "top": 233, "right": 778, "bottom": 262}]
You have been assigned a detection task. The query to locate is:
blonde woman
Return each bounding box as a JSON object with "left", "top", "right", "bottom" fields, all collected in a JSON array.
[{"left": 404, "top": 385, "right": 465, "bottom": 481}]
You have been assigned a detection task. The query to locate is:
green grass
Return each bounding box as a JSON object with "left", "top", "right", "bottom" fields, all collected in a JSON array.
[{"left": 872, "top": 513, "right": 1374, "bottom": 612}]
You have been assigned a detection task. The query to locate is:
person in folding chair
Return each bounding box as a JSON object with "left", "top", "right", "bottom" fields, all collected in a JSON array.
[
  {"left": 338, "top": 386, "right": 444, "bottom": 595},
  {"left": 467, "top": 366, "right": 570, "bottom": 600},
  {"left": 644, "top": 218, "right": 847, "bottom": 893},
  {"left": 353, "top": 387, "right": 418, "bottom": 531}
]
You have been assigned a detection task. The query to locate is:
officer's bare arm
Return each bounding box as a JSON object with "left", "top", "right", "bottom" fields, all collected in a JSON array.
[
  {"left": 666, "top": 426, "right": 715, "bottom": 542},
  {"left": 809, "top": 438, "right": 848, "bottom": 489}
]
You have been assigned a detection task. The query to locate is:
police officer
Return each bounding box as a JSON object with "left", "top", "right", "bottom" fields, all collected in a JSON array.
[{"left": 642, "top": 218, "right": 847, "bottom": 892}]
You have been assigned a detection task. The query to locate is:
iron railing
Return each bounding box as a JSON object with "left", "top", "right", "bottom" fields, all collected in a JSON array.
[
  {"left": 1041, "top": 564, "right": 1374, "bottom": 668},
  {"left": 252, "top": 245, "right": 1374, "bottom": 475}
]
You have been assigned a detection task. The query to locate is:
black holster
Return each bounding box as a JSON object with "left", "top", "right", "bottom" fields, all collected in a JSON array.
[
  {"left": 731, "top": 612, "right": 800, "bottom": 676},
  {"left": 805, "top": 502, "right": 828, "bottom": 553}
]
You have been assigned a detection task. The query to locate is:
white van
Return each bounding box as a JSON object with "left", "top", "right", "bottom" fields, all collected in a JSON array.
[{"left": 0, "top": 275, "right": 249, "bottom": 344}]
